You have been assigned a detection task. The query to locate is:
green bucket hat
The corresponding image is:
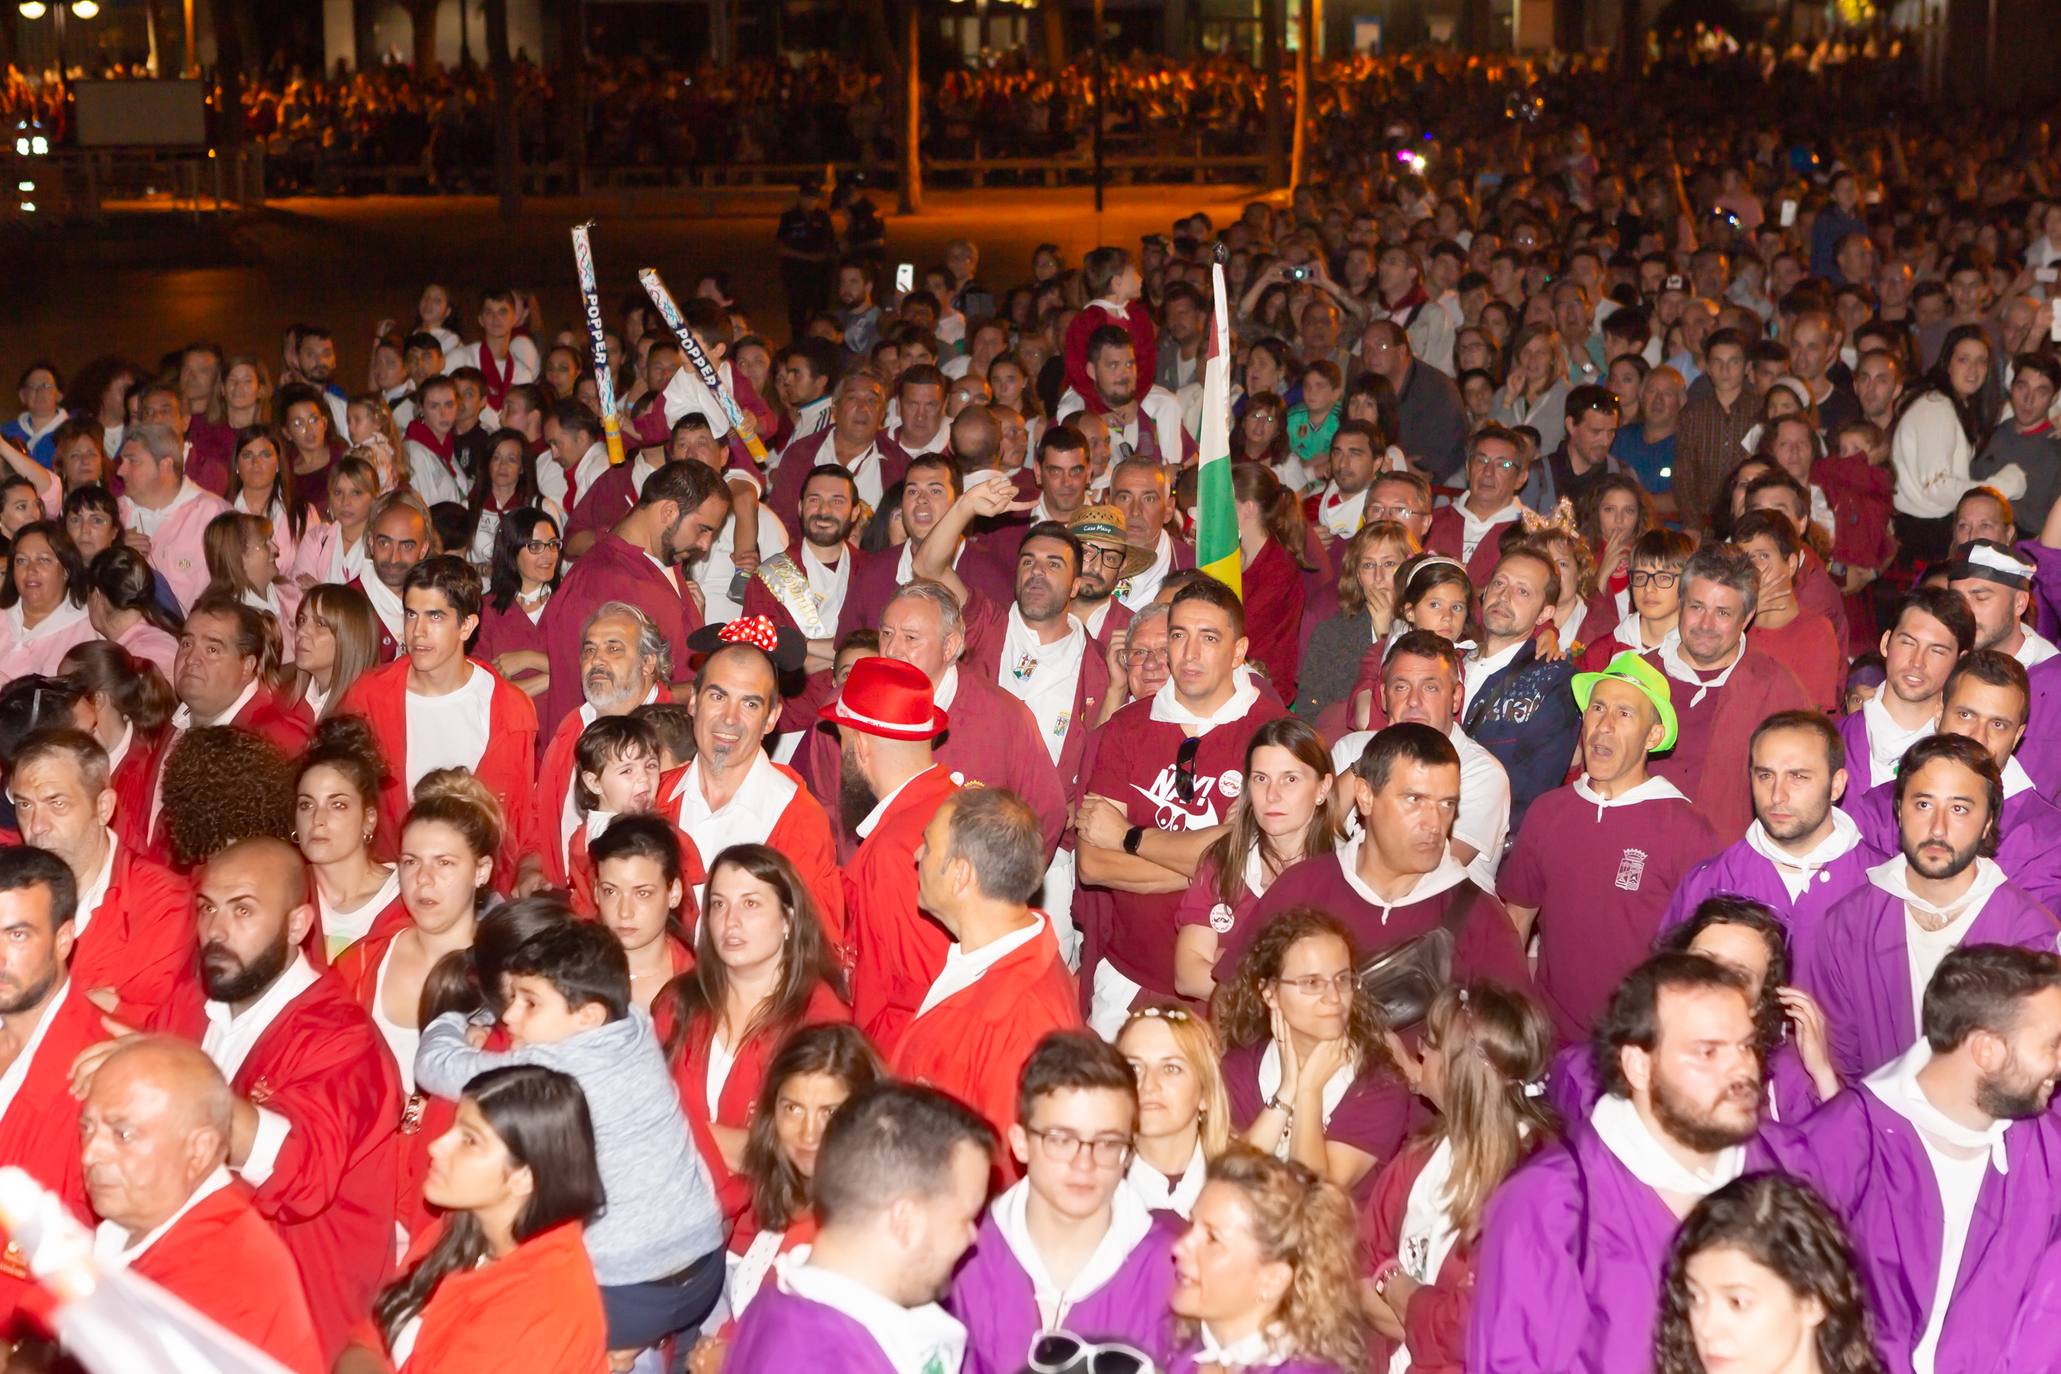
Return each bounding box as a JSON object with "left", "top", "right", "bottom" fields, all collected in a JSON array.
[{"left": 1571, "top": 649, "right": 1678, "bottom": 753}]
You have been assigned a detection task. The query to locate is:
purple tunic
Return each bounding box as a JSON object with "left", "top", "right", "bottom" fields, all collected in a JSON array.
[
  {"left": 1995, "top": 1237, "right": 2061, "bottom": 1374},
  {"left": 1790, "top": 873, "right": 2061, "bottom": 1080},
  {"left": 1833, "top": 705, "right": 1874, "bottom": 814},
  {"left": 946, "top": 1209, "right": 1182, "bottom": 1374},
  {"left": 1660, "top": 831, "right": 1890, "bottom": 940},
  {"left": 1796, "top": 1085, "right": 2061, "bottom": 1374},
  {"left": 1468, "top": 1122, "right": 1795, "bottom": 1374},
  {"left": 1544, "top": 1039, "right": 1822, "bottom": 1128},
  {"left": 2012, "top": 654, "right": 2061, "bottom": 800},
  {"left": 1850, "top": 777, "right": 2061, "bottom": 908},
  {"left": 725, "top": 1281, "right": 899, "bottom": 1374}
]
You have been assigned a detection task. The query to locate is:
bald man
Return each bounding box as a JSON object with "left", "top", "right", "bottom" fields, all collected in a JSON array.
[
  {"left": 83, "top": 837, "right": 400, "bottom": 1365},
  {"left": 81, "top": 1037, "right": 322, "bottom": 1374}
]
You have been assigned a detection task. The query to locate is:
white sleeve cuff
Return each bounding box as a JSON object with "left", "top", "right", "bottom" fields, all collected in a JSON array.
[{"left": 238, "top": 1105, "right": 293, "bottom": 1187}]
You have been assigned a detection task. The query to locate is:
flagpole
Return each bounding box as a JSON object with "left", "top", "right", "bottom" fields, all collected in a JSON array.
[{"left": 1195, "top": 259, "right": 1241, "bottom": 599}]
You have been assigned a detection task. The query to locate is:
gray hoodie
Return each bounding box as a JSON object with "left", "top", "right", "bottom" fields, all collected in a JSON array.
[{"left": 415, "top": 1007, "right": 722, "bottom": 1286}]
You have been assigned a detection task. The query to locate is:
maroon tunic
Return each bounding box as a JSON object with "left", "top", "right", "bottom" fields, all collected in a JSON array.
[
  {"left": 1077, "top": 690, "right": 1285, "bottom": 998},
  {"left": 959, "top": 587, "right": 1112, "bottom": 797},
  {"left": 1242, "top": 537, "right": 1308, "bottom": 702},
  {"left": 1638, "top": 645, "right": 1812, "bottom": 844},
  {"left": 765, "top": 428, "right": 912, "bottom": 529},
  {"left": 472, "top": 597, "right": 550, "bottom": 697}
]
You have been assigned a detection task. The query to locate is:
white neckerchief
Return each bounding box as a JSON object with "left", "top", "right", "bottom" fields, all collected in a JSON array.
[
  {"left": 106, "top": 719, "right": 133, "bottom": 774},
  {"left": 840, "top": 442, "right": 887, "bottom": 510},
  {"left": 1744, "top": 808, "right": 1865, "bottom": 902},
  {"left": 1195, "top": 1323, "right": 1296, "bottom": 1368},
  {"left": 1656, "top": 629, "right": 1742, "bottom": 708},
  {"left": 1590, "top": 1092, "right": 1745, "bottom": 1203},
  {"left": 774, "top": 1252, "right": 967, "bottom": 1374},
  {"left": 1865, "top": 1040, "right": 2010, "bottom": 1172},
  {"left": 1569, "top": 773, "right": 1688, "bottom": 821},
  {"left": 122, "top": 479, "right": 204, "bottom": 538},
  {"left": 894, "top": 538, "right": 964, "bottom": 586},
  {"left": 0, "top": 981, "right": 71, "bottom": 1120},
  {"left": 2013, "top": 627, "right": 2061, "bottom": 669},
  {"left": 1456, "top": 498, "right": 1525, "bottom": 561},
  {"left": 988, "top": 1177, "right": 1157, "bottom": 1332},
  {"left": 201, "top": 953, "right": 319, "bottom": 1082},
  {"left": 327, "top": 529, "right": 366, "bottom": 585},
  {"left": 730, "top": 1232, "right": 803, "bottom": 1322},
  {"left": 801, "top": 539, "right": 854, "bottom": 627},
  {"left": 1394, "top": 1134, "right": 1464, "bottom": 1289},
  {"left": 1867, "top": 854, "right": 2010, "bottom": 927},
  {"left": 11, "top": 409, "right": 66, "bottom": 447},
  {"left": 1257, "top": 1038, "right": 1354, "bottom": 1143},
  {"left": 2004, "top": 755, "right": 2038, "bottom": 799},
  {"left": 72, "top": 831, "right": 120, "bottom": 937},
  {"left": 914, "top": 913, "right": 1046, "bottom": 1019},
  {"left": 171, "top": 676, "right": 260, "bottom": 731},
  {"left": 4, "top": 597, "right": 88, "bottom": 646},
  {"left": 1317, "top": 483, "right": 1369, "bottom": 539},
  {"left": 1149, "top": 666, "right": 1260, "bottom": 732},
  {"left": 1125, "top": 1140, "right": 1207, "bottom": 1217},
  {"left": 1555, "top": 599, "right": 1588, "bottom": 654},
  {"left": 1339, "top": 835, "right": 1472, "bottom": 919},
  {"left": 998, "top": 606, "right": 1087, "bottom": 764},
  {"left": 304, "top": 679, "right": 331, "bottom": 721},
  {"left": 1861, "top": 693, "right": 1937, "bottom": 789},
  {"left": 360, "top": 571, "right": 405, "bottom": 641},
  {"left": 934, "top": 663, "right": 961, "bottom": 712},
  {"left": 92, "top": 1166, "right": 234, "bottom": 1268},
  {"left": 1117, "top": 530, "right": 1175, "bottom": 610},
  {"left": 855, "top": 764, "right": 944, "bottom": 842},
  {"left": 1610, "top": 609, "right": 1669, "bottom": 653},
  {"left": 570, "top": 442, "right": 611, "bottom": 501}
]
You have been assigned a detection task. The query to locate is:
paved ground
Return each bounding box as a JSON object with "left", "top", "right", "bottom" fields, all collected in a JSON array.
[{"left": 1, "top": 184, "right": 1266, "bottom": 387}]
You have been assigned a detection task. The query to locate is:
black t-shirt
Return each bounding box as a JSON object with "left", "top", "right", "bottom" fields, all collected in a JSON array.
[{"left": 776, "top": 207, "right": 836, "bottom": 258}]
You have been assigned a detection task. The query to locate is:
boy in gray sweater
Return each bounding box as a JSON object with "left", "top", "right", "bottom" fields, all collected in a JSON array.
[{"left": 415, "top": 918, "right": 724, "bottom": 1364}]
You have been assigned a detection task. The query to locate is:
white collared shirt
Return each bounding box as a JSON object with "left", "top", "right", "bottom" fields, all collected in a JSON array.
[
  {"left": 72, "top": 831, "right": 119, "bottom": 937},
  {"left": 1462, "top": 639, "right": 1525, "bottom": 717},
  {"left": 673, "top": 749, "right": 797, "bottom": 863},
  {"left": 92, "top": 1166, "right": 234, "bottom": 1268},
  {"left": 202, "top": 952, "right": 320, "bottom": 1187},
  {"left": 1868, "top": 856, "right": 2013, "bottom": 1029},
  {"left": 914, "top": 912, "right": 1047, "bottom": 1019},
  {"left": 855, "top": 764, "right": 945, "bottom": 841},
  {"left": 2013, "top": 627, "right": 2061, "bottom": 669},
  {"left": 1337, "top": 835, "right": 1474, "bottom": 920},
  {"left": 1743, "top": 808, "right": 1866, "bottom": 902},
  {"left": 1861, "top": 693, "right": 1937, "bottom": 789},
  {"left": 0, "top": 981, "right": 71, "bottom": 1120},
  {"left": 775, "top": 1252, "right": 967, "bottom": 1374},
  {"left": 171, "top": 676, "right": 261, "bottom": 732}
]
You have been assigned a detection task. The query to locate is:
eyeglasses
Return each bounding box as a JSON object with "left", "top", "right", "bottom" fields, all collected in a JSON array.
[
  {"left": 1276, "top": 970, "right": 1356, "bottom": 999},
  {"left": 1118, "top": 645, "right": 1168, "bottom": 669},
  {"left": 524, "top": 538, "right": 563, "bottom": 555},
  {"left": 1024, "top": 1126, "right": 1133, "bottom": 1168},
  {"left": 287, "top": 414, "right": 323, "bottom": 430},
  {"left": 1085, "top": 545, "right": 1129, "bottom": 569},
  {"left": 1628, "top": 570, "right": 1680, "bottom": 589},
  {"left": 1469, "top": 454, "right": 1522, "bottom": 474},
  {"left": 1028, "top": 1332, "right": 1152, "bottom": 1374},
  {"left": 1367, "top": 503, "right": 1427, "bottom": 522},
  {"left": 1175, "top": 735, "right": 1200, "bottom": 803}
]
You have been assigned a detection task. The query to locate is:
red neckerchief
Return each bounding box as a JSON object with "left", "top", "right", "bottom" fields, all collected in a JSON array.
[
  {"left": 2024, "top": 420, "right": 2055, "bottom": 437},
  {"left": 478, "top": 343, "right": 514, "bottom": 407},
  {"left": 404, "top": 419, "right": 462, "bottom": 483},
  {"left": 1385, "top": 283, "right": 1429, "bottom": 320}
]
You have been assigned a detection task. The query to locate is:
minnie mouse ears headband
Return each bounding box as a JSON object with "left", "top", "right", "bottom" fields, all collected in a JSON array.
[{"left": 687, "top": 615, "right": 809, "bottom": 675}]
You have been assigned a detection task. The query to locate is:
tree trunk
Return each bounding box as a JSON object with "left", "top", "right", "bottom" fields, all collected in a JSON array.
[
  {"left": 1040, "top": 0, "right": 1066, "bottom": 69},
  {"left": 404, "top": 0, "right": 438, "bottom": 71},
  {"left": 485, "top": 0, "right": 519, "bottom": 216},
  {"left": 899, "top": 0, "right": 922, "bottom": 213},
  {"left": 212, "top": 0, "right": 245, "bottom": 179},
  {"left": 1290, "top": 0, "right": 1315, "bottom": 191},
  {"left": 1261, "top": 0, "right": 1284, "bottom": 188}
]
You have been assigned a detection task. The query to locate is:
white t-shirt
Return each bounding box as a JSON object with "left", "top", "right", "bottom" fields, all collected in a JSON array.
[{"left": 402, "top": 666, "right": 497, "bottom": 792}]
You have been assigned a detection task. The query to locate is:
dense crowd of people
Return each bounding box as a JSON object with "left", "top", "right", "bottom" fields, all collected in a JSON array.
[{"left": 10, "top": 46, "right": 2061, "bottom": 1374}]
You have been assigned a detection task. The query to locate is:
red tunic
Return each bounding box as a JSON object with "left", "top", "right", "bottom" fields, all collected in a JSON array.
[
  {"left": 382, "top": 1220, "right": 607, "bottom": 1374},
  {"left": 1362, "top": 1140, "right": 1478, "bottom": 1374},
  {"left": 566, "top": 814, "right": 705, "bottom": 924},
  {"left": 741, "top": 546, "right": 868, "bottom": 743},
  {"left": 344, "top": 576, "right": 402, "bottom": 664},
  {"left": 332, "top": 925, "right": 453, "bottom": 1244},
  {"left": 1748, "top": 609, "right": 1843, "bottom": 714},
  {"left": 529, "top": 689, "right": 679, "bottom": 891},
  {"left": 230, "top": 682, "right": 316, "bottom": 759},
  {"left": 664, "top": 980, "right": 850, "bottom": 1225},
  {"left": 338, "top": 657, "right": 539, "bottom": 876},
  {"left": 71, "top": 841, "right": 199, "bottom": 1026},
  {"left": 1241, "top": 537, "right": 1309, "bottom": 702},
  {"left": 889, "top": 920, "right": 1081, "bottom": 1178},
  {"left": 108, "top": 726, "right": 174, "bottom": 862},
  {"left": 0, "top": 988, "right": 109, "bottom": 1320},
  {"left": 124, "top": 1180, "right": 326, "bottom": 1374},
  {"left": 151, "top": 972, "right": 403, "bottom": 1364},
  {"left": 656, "top": 759, "right": 847, "bottom": 952},
  {"left": 844, "top": 764, "right": 961, "bottom": 1048},
  {"left": 538, "top": 531, "right": 701, "bottom": 738},
  {"left": 472, "top": 598, "right": 550, "bottom": 698},
  {"left": 564, "top": 459, "right": 641, "bottom": 543}
]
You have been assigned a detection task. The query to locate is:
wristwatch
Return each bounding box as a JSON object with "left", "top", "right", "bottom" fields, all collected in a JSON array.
[{"left": 1122, "top": 825, "right": 1145, "bottom": 855}]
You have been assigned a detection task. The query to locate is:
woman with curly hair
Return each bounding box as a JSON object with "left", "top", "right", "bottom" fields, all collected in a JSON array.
[
  {"left": 157, "top": 724, "right": 297, "bottom": 870},
  {"left": 1167, "top": 1147, "right": 1369, "bottom": 1374},
  {"left": 1213, "top": 907, "right": 1410, "bottom": 1198},
  {"left": 1655, "top": 1173, "right": 1885, "bottom": 1374},
  {"left": 295, "top": 714, "right": 401, "bottom": 962},
  {"left": 1363, "top": 981, "right": 1557, "bottom": 1373}
]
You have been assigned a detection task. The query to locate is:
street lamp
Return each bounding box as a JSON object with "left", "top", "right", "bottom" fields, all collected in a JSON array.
[{"left": 17, "top": 0, "right": 99, "bottom": 80}]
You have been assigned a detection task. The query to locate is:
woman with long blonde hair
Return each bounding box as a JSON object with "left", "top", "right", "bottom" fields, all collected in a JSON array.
[
  {"left": 1363, "top": 981, "right": 1557, "bottom": 1372},
  {"left": 1295, "top": 519, "right": 1420, "bottom": 730},
  {"left": 1116, "top": 1005, "right": 1232, "bottom": 1218},
  {"left": 292, "top": 581, "right": 381, "bottom": 720},
  {"left": 203, "top": 511, "right": 302, "bottom": 663},
  {"left": 1167, "top": 1147, "right": 1369, "bottom": 1373}
]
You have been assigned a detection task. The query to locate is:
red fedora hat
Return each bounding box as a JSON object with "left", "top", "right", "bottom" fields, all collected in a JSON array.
[{"left": 817, "top": 657, "right": 949, "bottom": 741}]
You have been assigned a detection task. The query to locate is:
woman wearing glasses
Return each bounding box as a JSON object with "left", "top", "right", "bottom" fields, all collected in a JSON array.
[
  {"left": 1173, "top": 719, "right": 1342, "bottom": 1002},
  {"left": 1116, "top": 1005, "right": 1231, "bottom": 1218},
  {"left": 473, "top": 505, "right": 561, "bottom": 701},
  {"left": 1575, "top": 528, "right": 1694, "bottom": 672},
  {"left": 1212, "top": 908, "right": 1410, "bottom": 1199},
  {"left": 1166, "top": 1148, "right": 1368, "bottom": 1374}
]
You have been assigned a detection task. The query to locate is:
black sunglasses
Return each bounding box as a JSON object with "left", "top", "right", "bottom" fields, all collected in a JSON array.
[{"left": 1175, "top": 735, "right": 1201, "bottom": 804}]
